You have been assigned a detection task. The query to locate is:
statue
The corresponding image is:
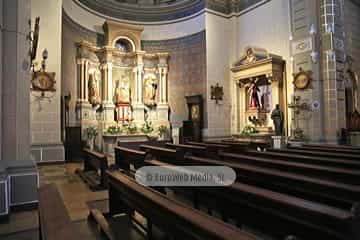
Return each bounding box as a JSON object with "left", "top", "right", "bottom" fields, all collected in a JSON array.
[
  {"left": 271, "top": 104, "right": 284, "bottom": 136},
  {"left": 244, "top": 48, "right": 257, "bottom": 64},
  {"left": 88, "top": 71, "right": 100, "bottom": 106},
  {"left": 114, "top": 76, "right": 130, "bottom": 105},
  {"left": 143, "top": 75, "right": 158, "bottom": 107},
  {"left": 246, "top": 78, "right": 261, "bottom": 109}
]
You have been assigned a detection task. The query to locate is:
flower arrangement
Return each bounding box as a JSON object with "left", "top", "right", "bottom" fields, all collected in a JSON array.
[
  {"left": 125, "top": 122, "right": 138, "bottom": 134},
  {"left": 241, "top": 125, "right": 259, "bottom": 135},
  {"left": 141, "top": 121, "right": 154, "bottom": 134},
  {"left": 106, "top": 125, "right": 122, "bottom": 135},
  {"left": 85, "top": 126, "right": 98, "bottom": 140}
]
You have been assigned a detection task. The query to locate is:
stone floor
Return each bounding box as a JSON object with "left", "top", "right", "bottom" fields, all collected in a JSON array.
[{"left": 0, "top": 163, "right": 108, "bottom": 240}]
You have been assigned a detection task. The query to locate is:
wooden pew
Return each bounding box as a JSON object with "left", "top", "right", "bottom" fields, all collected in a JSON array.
[
  {"left": 290, "top": 145, "right": 360, "bottom": 155},
  {"left": 38, "top": 184, "right": 82, "bottom": 240},
  {"left": 185, "top": 155, "right": 360, "bottom": 210},
  {"left": 305, "top": 143, "right": 360, "bottom": 152},
  {"left": 106, "top": 170, "right": 256, "bottom": 240},
  {"left": 126, "top": 145, "right": 360, "bottom": 209},
  {"left": 139, "top": 144, "right": 184, "bottom": 162},
  {"left": 114, "top": 146, "right": 146, "bottom": 174},
  {"left": 143, "top": 159, "right": 360, "bottom": 240},
  {"left": 118, "top": 140, "right": 168, "bottom": 151},
  {"left": 165, "top": 143, "right": 208, "bottom": 157},
  {"left": 76, "top": 148, "right": 109, "bottom": 190},
  {"left": 240, "top": 149, "right": 360, "bottom": 170},
  {"left": 186, "top": 141, "right": 231, "bottom": 155},
  {"left": 219, "top": 152, "right": 360, "bottom": 185},
  {"left": 271, "top": 147, "right": 360, "bottom": 161}
]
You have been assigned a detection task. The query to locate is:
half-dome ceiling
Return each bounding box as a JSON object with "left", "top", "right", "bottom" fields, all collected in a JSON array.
[{"left": 75, "top": 0, "right": 205, "bottom": 22}]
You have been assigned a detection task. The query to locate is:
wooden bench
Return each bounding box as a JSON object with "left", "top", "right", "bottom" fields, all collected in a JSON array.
[
  {"left": 290, "top": 145, "right": 360, "bottom": 156},
  {"left": 139, "top": 144, "right": 183, "bottom": 162},
  {"left": 219, "top": 152, "right": 360, "bottom": 185},
  {"left": 272, "top": 147, "right": 360, "bottom": 161},
  {"left": 38, "top": 184, "right": 82, "bottom": 240},
  {"left": 186, "top": 141, "right": 230, "bottom": 155},
  {"left": 184, "top": 155, "right": 360, "bottom": 210},
  {"left": 304, "top": 143, "right": 360, "bottom": 152},
  {"left": 76, "top": 148, "right": 109, "bottom": 190},
  {"left": 142, "top": 159, "right": 360, "bottom": 240},
  {"left": 242, "top": 149, "right": 360, "bottom": 170},
  {"left": 165, "top": 143, "right": 208, "bottom": 157},
  {"left": 105, "top": 170, "right": 256, "bottom": 240},
  {"left": 114, "top": 146, "right": 146, "bottom": 174}
]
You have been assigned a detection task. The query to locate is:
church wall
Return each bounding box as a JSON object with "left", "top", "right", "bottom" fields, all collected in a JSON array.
[
  {"left": 203, "top": 13, "right": 233, "bottom": 139},
  {"left": 30, "top": 0, "right": 64, "bottom": 162},
  {"left": 61, "top": 12, "right": 104, "bottom": 126},
  {"left": 142, "top": 31, "right": 207, "bottom": 128},
  {"left": 0, "top": 0, "right": 3, "bottom": 158},
  {"left": 203, "top": 0, "right": 292, "bottom": 139},
  {"left": 345, "top": 0, "right": 360, "bottom": 110}
]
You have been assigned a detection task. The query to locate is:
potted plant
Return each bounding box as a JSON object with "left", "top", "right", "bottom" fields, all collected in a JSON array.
[
  {"left": 106, "top": 125, "right": 122, "bottom": 135},
  {"left": 85, "top": 126, "right": 98, "bottom": 150},
  {"left": 141, "top": 121, "right": 154, "bottom": 135},
  {"left": 241, "top": 125, "right": 259, "bottom": 136}
]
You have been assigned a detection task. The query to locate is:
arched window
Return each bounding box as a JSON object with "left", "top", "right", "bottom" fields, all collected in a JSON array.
[{"left": 114, "top": 38, "right": 133, "bottom": 52}]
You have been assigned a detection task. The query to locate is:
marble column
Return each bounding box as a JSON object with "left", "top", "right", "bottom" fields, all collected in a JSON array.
[
  {"left": 157, "top": 53, "right": 170, "bottom": 125},
  {"left": 132, "top": 51, "right": 145, "bottom": 126},
  {"left": 2, "top": 0, "right": 31, "bottom": 160},
  {"left": 76, "top": 58, "right": 92, "bottom": 125},
  {"left": 102, "top": 61, "right": 115, "bottom": 126}
]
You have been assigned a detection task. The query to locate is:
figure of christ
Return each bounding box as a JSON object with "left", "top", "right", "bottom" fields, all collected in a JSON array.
[{"left": 246, "top": 79, "right": 261, "bottom": 109}]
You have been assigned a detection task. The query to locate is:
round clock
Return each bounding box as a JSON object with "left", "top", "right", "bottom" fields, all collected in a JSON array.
[
  {"left": 32, "top": 71, "right": 56, "bottom": 92},
  {"left": 293, "top": 69, "right": 312, "bottom": 90}
]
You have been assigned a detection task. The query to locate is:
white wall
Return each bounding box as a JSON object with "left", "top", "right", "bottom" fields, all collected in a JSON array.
[
  {"left": 203, "top": 0, "right": 292, "bottom": 138},
  {"left": 204, "top": 13, "right": 233, "bottom": 138},
  {"left": 63, "top": 0, "right": 206, "bottom": 40},
  {"left": 31, "top": 0, "right": 64, "bottom": 161}
]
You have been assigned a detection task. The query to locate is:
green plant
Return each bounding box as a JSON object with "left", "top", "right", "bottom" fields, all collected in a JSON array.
[
  {"left": 158, "top": 125, "right": 169, "bottom": 137},
  {"left": 141, "top": 121, "right": 154, "bottom": 134},
  {"left": 126, "top": 123, "right": 138, "bottom": 134},
  {"left": 85, "top": 126, "right": 98, "bottom": 140},
  {"left": 241, "top": 125, "right": 259, "bottom": 135},
  {"left": 106, "top": 125, "right": 122, "bottom": 135}
]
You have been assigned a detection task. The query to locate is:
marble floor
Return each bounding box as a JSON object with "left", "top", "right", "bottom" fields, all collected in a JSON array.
[{"left": 0, "top": 163, "right": 108, "bottom": 240}]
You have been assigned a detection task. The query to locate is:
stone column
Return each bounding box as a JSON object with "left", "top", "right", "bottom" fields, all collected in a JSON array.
[
  {"left": 2, "top": 0, "right": 31, "bottom": 160},
  {"left": 132, "top": 51, "right": 145, "bottom": 126},
  {"left": 75, "top": 58, "right": 92, "bottom": 125},
  {"left": 102, "top": 61, "right": 115, "bottom": 126},
  {"left": 157, "top": 53, "right": 170, "bottom": 126},
  {"left": 319, "top": 0, "right": 346, "bottom": 142}
]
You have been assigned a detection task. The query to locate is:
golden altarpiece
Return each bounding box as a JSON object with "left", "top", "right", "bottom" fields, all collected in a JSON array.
[
  {"left": 231, "top": 47, "right": 286, "bottom": 136},
  {"left": 75, "top": 21, "right": 170, "bottom": 153}
]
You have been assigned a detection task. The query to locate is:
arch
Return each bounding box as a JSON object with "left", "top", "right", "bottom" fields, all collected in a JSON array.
[{"left": 112, "top": 36, "right": 136, "bottom": 52}]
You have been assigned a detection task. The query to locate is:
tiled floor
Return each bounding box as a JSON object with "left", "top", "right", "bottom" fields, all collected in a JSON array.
[{"left": 0, "top": 162, "right": 108, "bottom": 239}]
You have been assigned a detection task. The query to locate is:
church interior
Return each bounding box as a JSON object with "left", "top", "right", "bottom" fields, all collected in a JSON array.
[{"left": 1, "top": 0, "right": 360, "bottom": 239}]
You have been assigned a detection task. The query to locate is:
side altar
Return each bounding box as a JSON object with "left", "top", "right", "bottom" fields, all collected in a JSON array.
[
  {"left": 74, "top": 21, "right": 170, "bottom": 154},
  {"left": 231, "top": 47, "right": 287, "bottom": 139}
]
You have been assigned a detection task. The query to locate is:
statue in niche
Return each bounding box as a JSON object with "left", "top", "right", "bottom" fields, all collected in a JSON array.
[
  {"left": 143, "top": 74, "right": 158, "bottom": 107},
  {"left": 88, "top": 70, "right": 100, "bottom": 106},
  {"left": 114, "top": 76, "right": 131, "bottom": 105},
  {"left": 245, "top": 78, "right": 261, "bottom": 109},
  {"left": 271, "top": 104, "right": 284, "bottom": 136}
]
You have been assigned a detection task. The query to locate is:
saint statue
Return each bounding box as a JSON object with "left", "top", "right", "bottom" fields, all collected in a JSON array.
[
  {"left": 143, "top": 75, "right": 158, "bottom": 107},
  {"left": 271, "top": 104, "right": 284, "bottom": 136},
  {"left": 88, "top": 71, "right": 100, "bottom": 106},
  {"left": 114, "top": 76, "right": 130, "bottom": 105},
  {"left": 246, "top": 78, "right": 261, "bottom": 109}
]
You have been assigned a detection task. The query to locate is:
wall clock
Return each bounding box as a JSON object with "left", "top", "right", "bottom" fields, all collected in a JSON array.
[
  {"left": 293, "top": 68, "right": 312, "bottom": 90},
  {"left": 31, "top": 71, "right": 56, "bottom": 92}
]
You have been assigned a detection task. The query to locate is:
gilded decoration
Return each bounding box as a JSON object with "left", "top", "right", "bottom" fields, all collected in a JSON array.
[
  {"left": 293, "top": 68, "right": 313, "bottom": 90},
  {"left": 231, "top": 47, "right": 286, "bottom": 134}
]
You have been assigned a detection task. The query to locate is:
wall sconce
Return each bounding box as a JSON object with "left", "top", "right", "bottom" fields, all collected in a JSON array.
[{"left": 210, "top": 83, "right": 224, "bottom": 104}]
